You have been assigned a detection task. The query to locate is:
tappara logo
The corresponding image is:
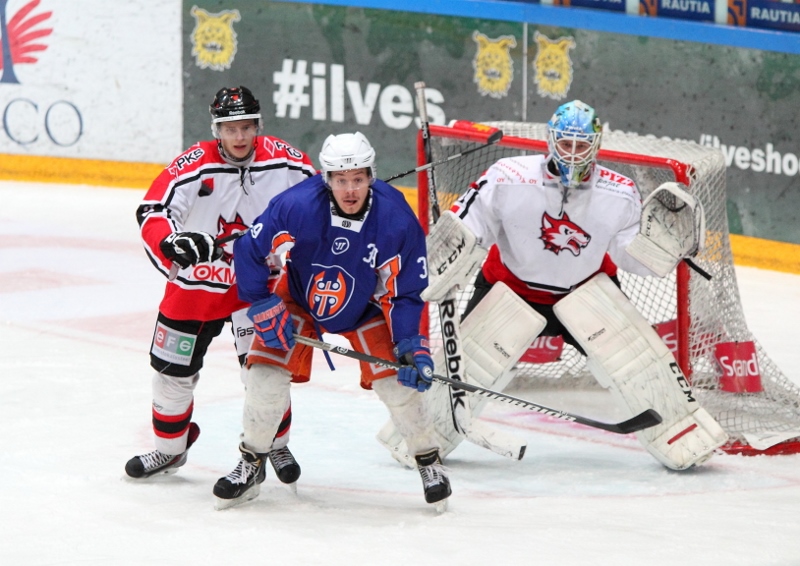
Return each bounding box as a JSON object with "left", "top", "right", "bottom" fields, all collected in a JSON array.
[
  {"left": 540, "top": 212, "right": 591, "bottom": 256},
  {"left": 0, "top": 0, "right": 53, "bottom": 84},
  {"left": 306, "top": 265, "right": 354, "bottom": 321}
]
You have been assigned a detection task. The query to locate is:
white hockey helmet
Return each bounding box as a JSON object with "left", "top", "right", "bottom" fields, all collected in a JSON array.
[{"left": 318, "top": 132, "right": 376, "bottom": 182}]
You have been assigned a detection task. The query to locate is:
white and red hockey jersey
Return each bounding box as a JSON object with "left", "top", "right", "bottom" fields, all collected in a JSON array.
[
  {"left": 137, "top": 136, "right": 315, "bottom": 321},
  {"left": 452, "top": 154, "right": 656, "bottom": 304}
]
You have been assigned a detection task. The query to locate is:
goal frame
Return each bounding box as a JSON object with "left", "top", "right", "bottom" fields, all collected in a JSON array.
[{"left": 414, "top": 121, "right": 800, "bottom": 456}]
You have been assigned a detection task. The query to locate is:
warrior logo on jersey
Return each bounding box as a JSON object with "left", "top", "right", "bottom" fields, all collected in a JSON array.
[
  {"left": 306, "top": 265, "right": 355, "bottom": 321},
  {"left": 472, "top": 31, "right": 517, "bottom": 99},
  {"left": 540, "top": 212, "right": 591, "bottom": 256},
  {"left": 216, "top": 213, "right": 248, "bottom": 264},
  {"left": 189, "top": 6, "right": 240, "bottom": 71},
  {"left": 533, "top": 32, "right": 575, "bottom": 100}
]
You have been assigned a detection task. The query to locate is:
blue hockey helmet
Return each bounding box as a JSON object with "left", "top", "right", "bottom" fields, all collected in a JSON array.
[{"left": 546, "top": 100, "right": 602, "bottom": 188}]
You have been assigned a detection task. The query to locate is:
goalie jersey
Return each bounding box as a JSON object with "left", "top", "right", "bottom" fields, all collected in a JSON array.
[
  {"left": 234, "top": 175, "right": 428, "bottom": 343},
  {"left": 453, "top": 154, "right": 657, "bottom": 304}
]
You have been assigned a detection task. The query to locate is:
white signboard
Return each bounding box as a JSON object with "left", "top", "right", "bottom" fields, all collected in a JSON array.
[{"left": 0, "top": 0, "right": 181, "bottom": 163}]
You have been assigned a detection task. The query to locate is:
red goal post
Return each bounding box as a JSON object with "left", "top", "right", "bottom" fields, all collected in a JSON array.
[{"left": 415, "top": 119, "right": 800, "bottom": 456}]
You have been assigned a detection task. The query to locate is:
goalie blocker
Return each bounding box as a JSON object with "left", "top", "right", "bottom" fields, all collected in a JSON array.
[{"left": 553, "top": 273, "right": 728, "bottom": 470}]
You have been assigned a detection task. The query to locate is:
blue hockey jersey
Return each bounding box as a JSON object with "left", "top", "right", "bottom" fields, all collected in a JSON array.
[{"left": 234, "top": 174, "right": 428, "bottom": 343}]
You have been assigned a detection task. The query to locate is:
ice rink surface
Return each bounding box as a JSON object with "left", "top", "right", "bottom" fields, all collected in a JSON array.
[{"left": 2, "top": 181, "right": 800, "bottom": 565}]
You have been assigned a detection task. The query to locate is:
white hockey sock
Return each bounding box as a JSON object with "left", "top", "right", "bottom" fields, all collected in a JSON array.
[
  {"left": 242, "top": 364, "right": 292, "bottom": 454},
  {"left": 372, "top": 377, "right": 437, "bottom": 456}
]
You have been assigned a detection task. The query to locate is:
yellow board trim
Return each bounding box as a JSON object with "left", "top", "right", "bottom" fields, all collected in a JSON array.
[
  {"left": 0, "top": 153, "right": 164, "bottom": 189},
  {"left": 2, "top": 154, "right": 798, "bottom": 274},
  {"left": 729, "top": 234, "right": 800, "bottom": 275}
]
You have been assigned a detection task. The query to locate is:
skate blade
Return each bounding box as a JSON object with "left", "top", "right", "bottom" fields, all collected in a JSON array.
[
  {"left": 285, "top": 482, "right": 298, "bottom": 494},
  {"left": 433, "top": 498, "right": 449, "bottom": 513},
  {"left": 214, "top": 484, "right": 261, "bottom": 511}
]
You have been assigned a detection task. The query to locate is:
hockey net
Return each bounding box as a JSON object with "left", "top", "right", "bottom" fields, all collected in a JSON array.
[{"left": 416, "top": 120, "right": 800, "bottom": 455}]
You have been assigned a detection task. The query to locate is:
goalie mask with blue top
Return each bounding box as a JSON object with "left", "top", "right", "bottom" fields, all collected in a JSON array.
[{"left": 546, "top": 100, "right": 602, "bottom": 188}]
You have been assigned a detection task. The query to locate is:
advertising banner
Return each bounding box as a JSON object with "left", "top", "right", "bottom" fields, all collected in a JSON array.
[
  {"left": 0, "top": 0, "right": 182, "bottom": 164},
  {"left": 183, "top": 1, "right": 799, "bottom": 243}
]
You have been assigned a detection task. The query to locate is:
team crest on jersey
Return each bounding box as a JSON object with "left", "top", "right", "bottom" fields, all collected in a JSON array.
[
  {"left": 533, "top": 32, "right": 575, "bottom": 100},
  {"left": 472, "top": 31, "right": 517, "bottom": 99},
  {"left": 540, "top": 212, "right": 591, "bottom": 256},
  {"left": 189, "top": 6, "right": 240, "bottom": 71},
  {"left": 306, "top": 265, "right": 355, "bottom": 321},
  {"left": 217, "top": 214, "right": 248, "bottom": 264}
]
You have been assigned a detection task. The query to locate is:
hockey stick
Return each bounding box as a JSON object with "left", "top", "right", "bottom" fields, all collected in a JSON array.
[
  {"left": 384, "top": 128, "right": 504, "bottom": 185},
  {"left": 412, "top": 81, "right": 439, "bottom": 221},
  {"left": 410, "top": 83, "right": 526, "bottom": 458},
  {"left": 293, "top": 334, "right": 662, "bottom": 435},
  {"left": 167, "top": 229, "right": 249, "bottom": 281},
  {"left": 684, "top": 258, "right": 712, "bottom": 281}
]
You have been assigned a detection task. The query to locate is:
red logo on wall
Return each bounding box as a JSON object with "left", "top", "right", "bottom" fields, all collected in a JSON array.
[
  {"left": 714, "top": 340, "right": 763, "bottom": 393},
  {"left": 0, "top": 0, "right": 53, "bottom": 84},
  {"left": 519, "top": 335, "right": 565, "bottom": 364}
]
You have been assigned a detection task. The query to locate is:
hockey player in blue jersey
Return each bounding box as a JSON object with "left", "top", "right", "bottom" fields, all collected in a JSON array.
[{"left": 214, "top": 132, "right": 449, "bottom": 510}]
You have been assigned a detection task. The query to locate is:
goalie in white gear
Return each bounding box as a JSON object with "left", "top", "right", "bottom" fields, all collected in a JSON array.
[{"left": 419, "top": 100, "right": 726, "bottom": 470}]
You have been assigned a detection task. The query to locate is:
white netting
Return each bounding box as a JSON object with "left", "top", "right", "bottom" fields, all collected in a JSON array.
[{"left": 420, "top": 121, "right": 800, "bottom": 453}]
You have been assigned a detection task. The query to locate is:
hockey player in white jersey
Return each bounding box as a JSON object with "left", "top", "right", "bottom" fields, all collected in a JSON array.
[
  {"left": 125, "top": 86, "right": 315, "bottom": 485},
  {"left": 422, "top": 100, "right": 727, "bottom": 470}
]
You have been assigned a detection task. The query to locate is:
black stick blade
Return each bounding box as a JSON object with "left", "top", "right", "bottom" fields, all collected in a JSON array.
[{"left": 613, "top": 409, "right": 663, "bottom": 434}]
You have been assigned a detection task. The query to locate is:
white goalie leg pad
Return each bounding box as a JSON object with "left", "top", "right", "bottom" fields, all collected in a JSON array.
[
  {"left": 452, "top": 282, "right": 547, "bottom": 413},
  {"left": 554, "top": 273, "right": 728, "bottom": 470},
  {"left": 242, "top": 364, "right": 292, "bottom": 454},
  {"left": 421, "top": 210, "right": 487, "bottom": 303},
  {"left": 627, "top": 182, "right": 706, "bottom": 277},
  {"left": 378, "top": 283, "right": 544, "bottom": 461}
]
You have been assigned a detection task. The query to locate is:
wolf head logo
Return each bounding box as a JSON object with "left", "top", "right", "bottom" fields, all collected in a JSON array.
[
  {"left": 540, "top": 212, "right": 591, "bottom": 256},
  {"left": 472, "top": 31, "right": 517, "bottom": 99},
  {"left": 190, "top": 6, "right": 240, "bottom": 71},
  {"left": 533, "top": 32, "right": 575, "bottom": 101},
  {"left": 217, "top": 213, "right": 248, "bottom": 264}
]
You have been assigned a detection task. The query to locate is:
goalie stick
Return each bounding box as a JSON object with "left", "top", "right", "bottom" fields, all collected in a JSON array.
[
  {"left": 410, "top": 82, "right": 526, "bottom": 459},
  {"left": 385, "top": 127, "right": 503, "bottom": 185},
  {"left": 293, "top": 334, "right": 663, "bottom": 435}
]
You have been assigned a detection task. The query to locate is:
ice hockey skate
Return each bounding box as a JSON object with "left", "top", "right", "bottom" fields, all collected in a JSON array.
[
  {"left": 213, "top": 443, "right": 267, "bottom": 510},
  {"left": 268, "top": 446, "right": 301, "bottom": 490},
  {"left": 125, "top": 422, "right": 200, "bottom": 479},
  {"left": 415, "top": 449, "right": 451, "bottom": 512}
]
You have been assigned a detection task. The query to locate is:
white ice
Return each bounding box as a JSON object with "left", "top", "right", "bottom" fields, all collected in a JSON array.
[{"left": 1, "top": 181, "right": 800, "bottom": 565}]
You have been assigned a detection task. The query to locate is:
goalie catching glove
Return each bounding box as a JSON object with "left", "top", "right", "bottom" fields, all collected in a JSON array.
[
  {"left": 393, "top": 336, "right": 434, "bottom": 392},
  {"left": 160, "top": 231, "right": 223, "bottom": 269},
  {"left": 247, "top": 295, "right": 296, "bottom": 351},
  {"left": 626, "top": 182, "right": 706, "bottom": 277}
]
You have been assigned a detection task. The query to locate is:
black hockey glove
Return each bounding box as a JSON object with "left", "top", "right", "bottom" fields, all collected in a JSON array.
[{"left": 159, "top": 232, "right": 222, "bottom": 269}]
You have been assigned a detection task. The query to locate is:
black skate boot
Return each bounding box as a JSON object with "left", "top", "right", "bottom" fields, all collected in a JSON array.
[
  {"left": 268, "top": 446, "right": 301, "bottom": 485},
  {"left": 125, "top": 422, "right": 200, "bottom": 479},
  {"left": 415, "top": 449, "right": 451, "bottom": 509},
  {"left": 213, "top": 443, "right": 267, "bottom": 510}
]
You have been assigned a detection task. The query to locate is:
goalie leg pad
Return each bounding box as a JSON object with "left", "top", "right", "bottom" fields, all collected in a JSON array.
[
  {"left": 447, "top": 281, "right": 547, "bottom": 414},
  {"left": 378, "top": 282, "right": 544, "bottom": 460},
  {"left": 554, "top": 274, "right": 728, "bottom": 470},
  {"left": 421, "top": 210, "right": 488, "bottom": 303}
]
